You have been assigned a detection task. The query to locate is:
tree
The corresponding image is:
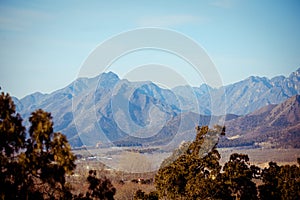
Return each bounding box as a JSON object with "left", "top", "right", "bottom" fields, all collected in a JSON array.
[
  {"left": 0, "top": 92, "right": 26, "bottom": 199},
  {"left": 84, "top": 170, "right": 116, "bottom": 200},
  {"left": 155, "top": 154, "right": 189, "bottom": 199},
  {"left": 0, "top": 93, "right": 116, "bottom": 200},
  {"left": 258, "top": 162, "right": 281, "bottom": 199},
  {"left": 278, "top": 164, "right": 300, "bottom": 200},
  {"left": 259, "top": 161, "right": 300, "bottom": 200},
  {"left": 155, "top": 125, "right": 230, "bottom": 200},
  {"left": 0, "top": 92, "right": 77, "bottom": 199},
  {"left": 134, "top": 189, "right": 158, "bottom": 200},
  {"left": 134, "top": 189, "right": 145, "bottom": 200},
  {"left": 221, "top": 153, "right": 258, "bottom": 200},
  {"left": 185, "top": 126, "right": 231, "bottom": 200},
  {"left": 0, "top": 92, "right": 118, "bottom": 199},
  {"left": 155, "top": 125, "right": 263, "bottom": 200},
  {"left": 16, "top": 109, "right": 76, "bottom": 199}
]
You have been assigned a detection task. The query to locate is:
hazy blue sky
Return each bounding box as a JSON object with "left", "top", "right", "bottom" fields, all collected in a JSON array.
[{"left": 0, "top": 0, "right": 299, "bottom": 98}]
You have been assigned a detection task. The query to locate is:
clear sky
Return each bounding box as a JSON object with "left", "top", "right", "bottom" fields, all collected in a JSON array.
[{"left": 0, "top": 0, "right": 299, "bottom": 98}]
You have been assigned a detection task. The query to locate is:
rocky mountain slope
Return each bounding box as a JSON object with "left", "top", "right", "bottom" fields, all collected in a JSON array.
[
  {"left": 13, "top": 68, "right": 300, "bottom": 147},
  {"left": 221, "top": 95, "right": 300, "bottom": 148},
  {"left": 175, "top": 67, "right": 300, "bottom": 115}
]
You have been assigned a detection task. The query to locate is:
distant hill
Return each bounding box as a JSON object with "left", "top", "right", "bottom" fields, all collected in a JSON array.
[
  {"left": 175, "top": 67, "right": 300, "bottom": 115},
  {"left": 221, "top": 95, "right": 300, "bottom": 148},
  {"left": 13, "top": 68, "right": 300, "bottom": 148}
]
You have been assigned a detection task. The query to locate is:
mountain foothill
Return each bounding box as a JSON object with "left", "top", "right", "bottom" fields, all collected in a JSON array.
[{"left": 13, "top": 68, "right": 300, "bottom": 148}]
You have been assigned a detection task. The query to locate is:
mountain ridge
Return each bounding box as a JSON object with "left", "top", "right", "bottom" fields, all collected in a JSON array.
[
  {"left": 13, "top": 68, "right": 300, "bottom": 147},
  {"left": 222, "top": 94, "right": 300, "bottom": 148}
]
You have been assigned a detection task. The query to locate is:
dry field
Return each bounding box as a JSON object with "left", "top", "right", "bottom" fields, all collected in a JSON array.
[
  {"left": 69, "top": 147, "right": 300, "bottom": 199},
  {"left": 219, "top": 148, "right": 300, "bottom": 168}
]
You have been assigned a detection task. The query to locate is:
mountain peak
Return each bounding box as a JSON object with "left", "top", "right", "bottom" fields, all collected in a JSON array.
[
  {"left": 199, "top": 83, "right": 213, "bottom": 91},
  {"left": 289, "top": 67, "right": 300, "bottom": 78},
  {"left": 95, "top": 71, "right": 120, "bottom": 89},
  {"left": 101, "top": 71, "right": 119, "bottom": 79},
  {"left": 12, "top": 68, "right": 300, "bottom": 148}
]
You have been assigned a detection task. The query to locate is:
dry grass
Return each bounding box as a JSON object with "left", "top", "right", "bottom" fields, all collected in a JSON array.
[
  {"left": 67, "top": 160, "right": 156, "bottom": 198},
  {"left": 114, "top": 182, "right": 155, "bottom": 200},
  {"left": 219, "top": 148, "right": 300, "bottom": 168},
  {"left": 68, "top": 148, "right": 300, "bottom": 198}
]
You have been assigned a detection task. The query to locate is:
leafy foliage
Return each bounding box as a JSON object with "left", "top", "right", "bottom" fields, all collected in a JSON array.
[
  {"left": 15, "top": 109, "right": 76, "bottom": 199},
  {"left": 86, "top": 170, "right": 116, "bottom": 200},
  {"left": 2, "top": 91, "right": 300, "bottom": 200},
  {"left": 155, "top": 125, "right": 231, "bottom": 199},
  {"left": 222, "top": 153, "right": 258, "bottom": 199},
  {"left": 155, "top": 124, "right": 300, "bottom": 200},
  {"left": 0, "top": 92, "right": 26, "bottom": 199},
  {"left": 134, "top": 189, "right": 158, "bottom": 200},
  {"left": 259, "top": 161, "right": 300, "bottom": 200},
  {"left": 0, "top": 92, "right": 116, "bottom": 199}
]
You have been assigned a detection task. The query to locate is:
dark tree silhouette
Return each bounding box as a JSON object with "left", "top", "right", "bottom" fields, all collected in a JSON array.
[
  {"left": 17, "top": 109, "right": 76, "bottom": 199},
  {"left": 259, "top": 161, "right": 300, "bottom": 200},
  {"left": 222, "top": 153, "right": 258, "bottom": 200},
  {"left": 154, "top": 125, "right": 264, "bottom": 200},
  {"left": 134, "top": 189, "right": 158, "bottom": 200},
  {"left": 85, "top": 170, "right": 116, "bottom": 200},
  {"left": 0, "top": 92, "right": 76, "bottom": 199},
  {"left": 0, "top": 91, "right": 117, "bottom": 200},
  {"left": 155, "top": 126, "right": 231, "bottom": 200},
  {"left": 0, "top": 92, "right": 26, "bottom": 199}
]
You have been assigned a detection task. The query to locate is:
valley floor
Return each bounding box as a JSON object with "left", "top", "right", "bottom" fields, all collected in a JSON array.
[
  {"left": 69, "top": 147, "right": 300, "bottom": 199},
  {"left": 219, "top": 147, "right": 300, "bottom": 168}
]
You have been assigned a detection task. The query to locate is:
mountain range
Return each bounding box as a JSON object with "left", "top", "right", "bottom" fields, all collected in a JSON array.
[
  {"left": 13, "top": 68, "right": 300, "bottom": 148},
  {"left": 221, "top": 94, "right": 300, "bottom": 148}
]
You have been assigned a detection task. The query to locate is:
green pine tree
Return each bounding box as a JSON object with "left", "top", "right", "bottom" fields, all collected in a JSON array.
[
  {"left": 259, "top": 161, "right": 300, "bottom": 200},
  {"left": 221, "top": 153, "right": 258, "bottom": 200},
  {"left": 0, "top": 92, "right": 26, "bottom": 199},
  {"left": 155, "top": 125, "right": 230, "bottom": 200}
]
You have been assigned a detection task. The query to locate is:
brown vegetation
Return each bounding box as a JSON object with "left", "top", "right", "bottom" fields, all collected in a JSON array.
[{"left": 1, "top": 91, "right": 300, "bottom": 199}]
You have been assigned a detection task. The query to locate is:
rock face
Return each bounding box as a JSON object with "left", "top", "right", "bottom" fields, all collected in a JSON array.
[
  {"left": 13, "top": 68, "right": 300, "bottom": 147},
  {"left": 223, "top": 95, "right": 300, "bottom": 148},
  {"left": 173, "top": 68, "right": 300, "bottom": 115}
]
